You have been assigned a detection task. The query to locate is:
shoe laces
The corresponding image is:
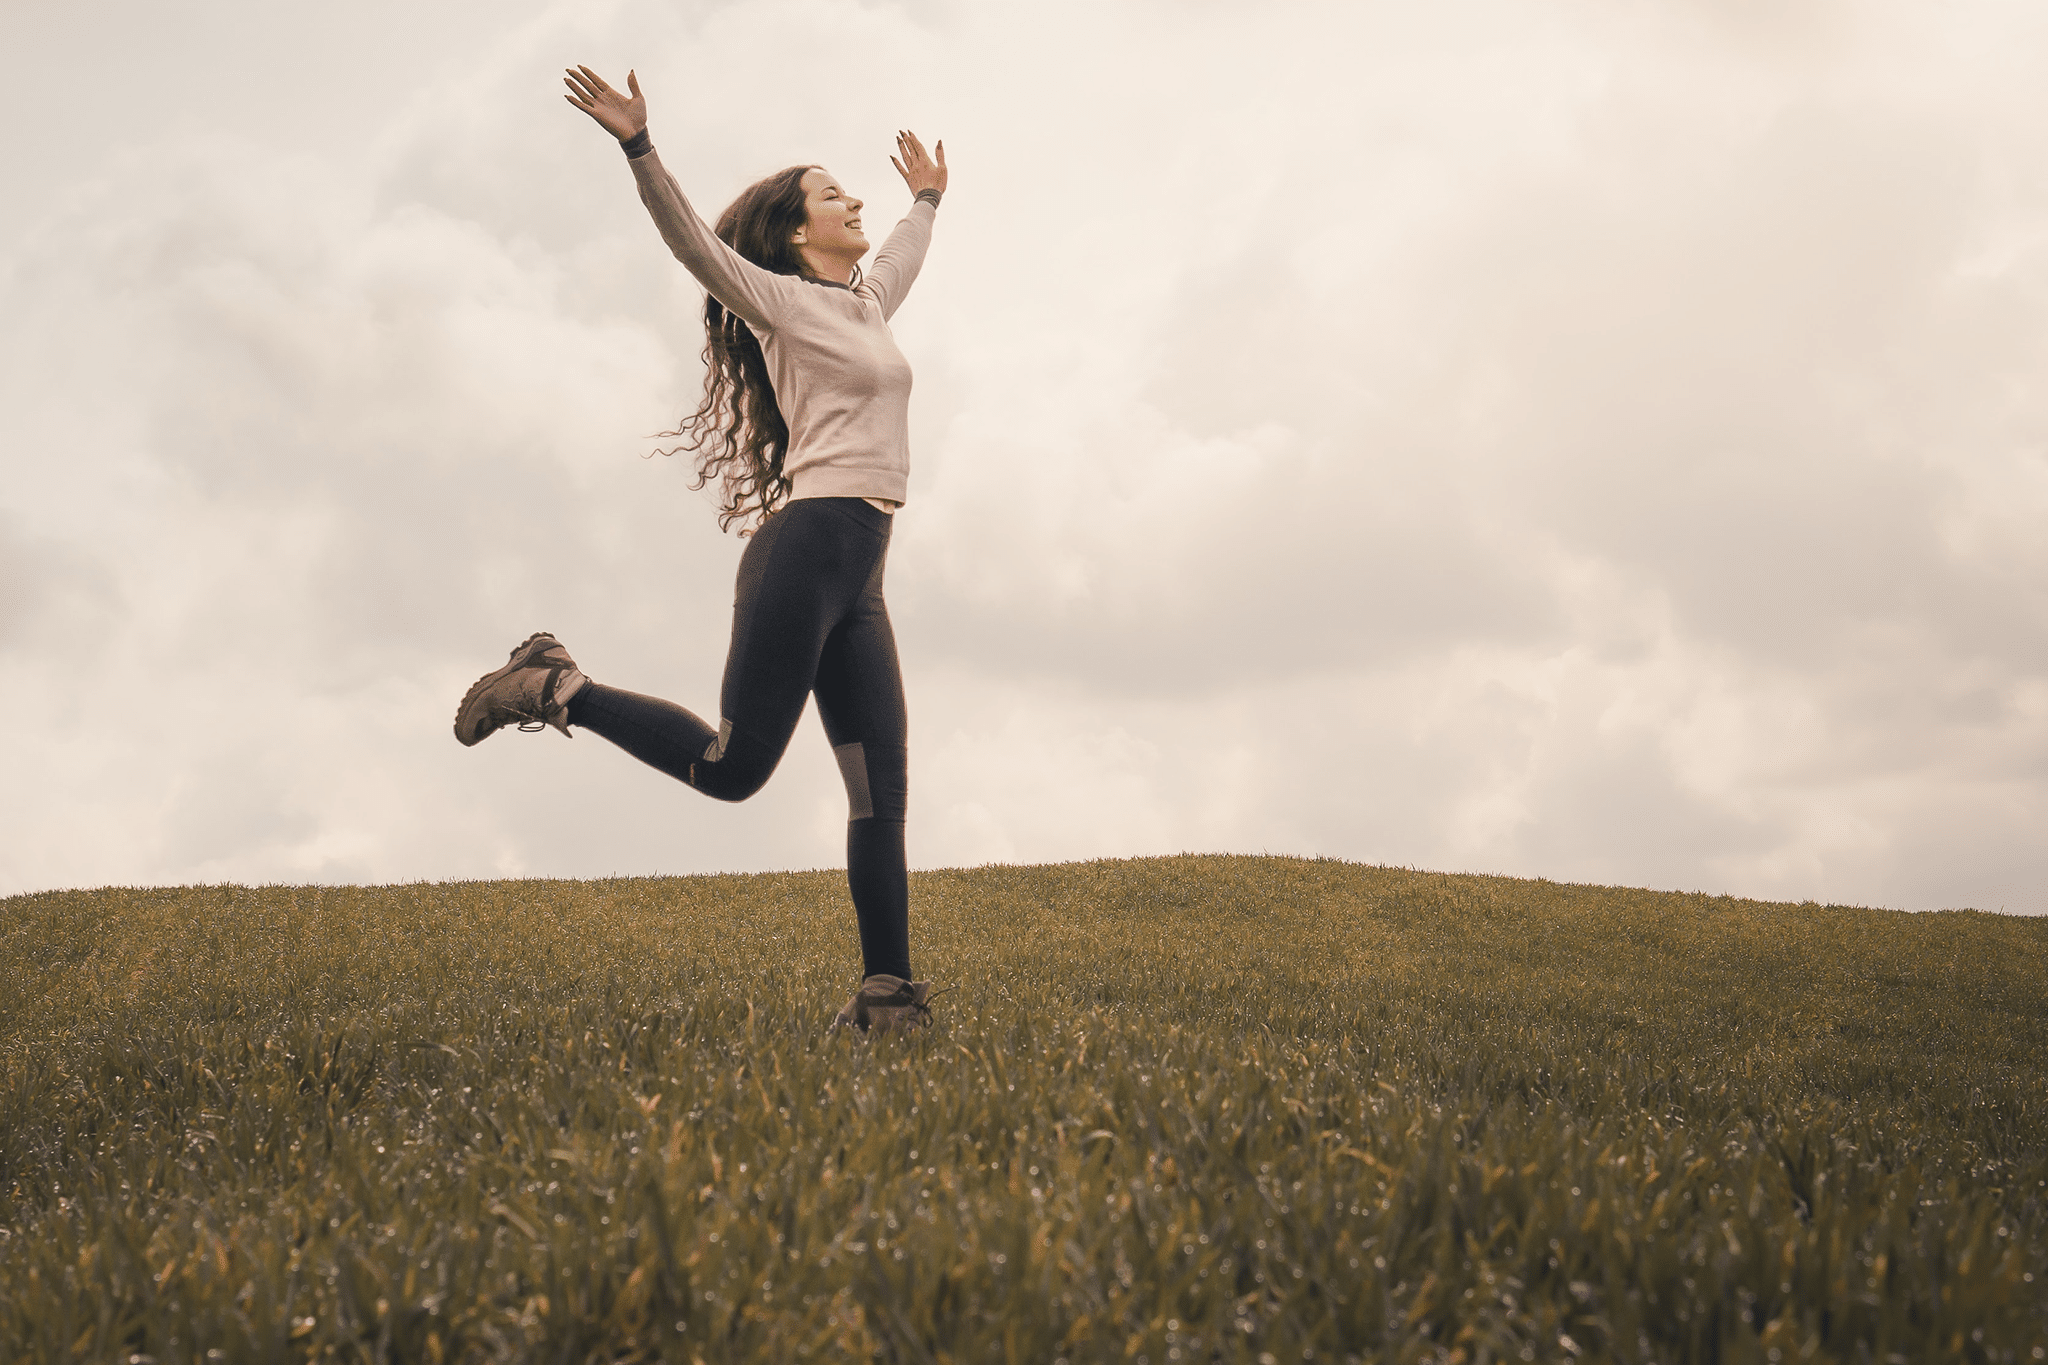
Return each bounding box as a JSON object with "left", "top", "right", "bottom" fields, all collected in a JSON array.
[
  {"left": 903, "top": 983, "right": 957, "bottom": 1022},
  {"left": 508, "top": 660, "right": 574, "bottom": 731}
]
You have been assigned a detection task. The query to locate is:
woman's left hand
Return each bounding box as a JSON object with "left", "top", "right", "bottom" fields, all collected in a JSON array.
[{"left": 891, "top": 130, "right": 947, "bottom": 198}]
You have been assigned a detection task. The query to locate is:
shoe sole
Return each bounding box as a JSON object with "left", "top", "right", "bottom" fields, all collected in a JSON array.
[{"left": 453, "top": 631, "right": 561, "bottom": 747}]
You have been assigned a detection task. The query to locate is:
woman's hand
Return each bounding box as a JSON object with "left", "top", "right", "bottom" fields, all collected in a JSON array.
[
  {"left": 563, "top": 65, "right": 646, "bottom": 141},
  {"left": 891, "top": 130, "right": 947, "bottom": 198}
]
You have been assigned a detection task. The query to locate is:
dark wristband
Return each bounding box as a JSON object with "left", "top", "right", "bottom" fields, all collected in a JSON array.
[
  {"left": 915, "top": 188, "right": 941, "bottom": 208},
  {"left": 619, "top": 128, "right": 652, "bottom": 159}
]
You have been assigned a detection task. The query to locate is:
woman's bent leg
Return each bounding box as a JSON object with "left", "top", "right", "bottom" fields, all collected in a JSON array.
[
  {"left": 565, "top": 501, "right": 886, "bottom": 802},
  {"left": 566, "top": 683, "right": 718, "bottom": 784}
]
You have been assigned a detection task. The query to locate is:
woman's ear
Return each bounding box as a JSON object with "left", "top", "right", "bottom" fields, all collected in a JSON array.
[{"left": 791, "top": 228, "right": 807, "bottom": 244}]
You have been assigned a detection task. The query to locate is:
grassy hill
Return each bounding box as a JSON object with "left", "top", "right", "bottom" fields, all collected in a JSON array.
[{"left": 2, "top": 856, "right": 2043, "bottom": 1363}]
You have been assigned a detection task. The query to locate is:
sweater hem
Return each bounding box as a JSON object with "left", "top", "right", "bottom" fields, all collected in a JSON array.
[{"left": 789, "top": 469, "right": 910, "bottom": 505}]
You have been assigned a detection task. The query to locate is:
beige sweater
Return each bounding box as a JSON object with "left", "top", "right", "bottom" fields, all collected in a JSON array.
[{"left": 628, "top": 145, "right": 936, "bottom": 506}]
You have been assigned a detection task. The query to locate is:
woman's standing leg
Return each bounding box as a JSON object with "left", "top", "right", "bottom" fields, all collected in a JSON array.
[{"left": 812, "top": 541, "right": 910, "bottom": 982}]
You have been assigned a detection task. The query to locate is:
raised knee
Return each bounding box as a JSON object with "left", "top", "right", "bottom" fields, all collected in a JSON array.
[
  {"left": 694, "top": 768, "right": 769, "bottom": 803},
  {"left": 694, "top": 722, "right": 778, "bottom": 802}
]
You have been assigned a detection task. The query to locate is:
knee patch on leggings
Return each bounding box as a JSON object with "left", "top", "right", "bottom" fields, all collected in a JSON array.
[
  {"left": 833, "top": 741, "right": 906, "bottom": 823},
  {"left": 704, "top": 718, "right": 733, "bottom": 763},
  {"left": 690, "top": 722, "right": 778, "bottom": 803}
]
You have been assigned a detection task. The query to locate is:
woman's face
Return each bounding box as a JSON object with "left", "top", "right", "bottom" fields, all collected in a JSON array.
[{"left": 795, "top": 168, "right": 868, "bottom": 268}]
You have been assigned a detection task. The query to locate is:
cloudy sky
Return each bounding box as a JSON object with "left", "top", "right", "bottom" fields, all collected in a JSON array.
[{"left": 4, "top": 0, "right": 2044, "bottom": 913}]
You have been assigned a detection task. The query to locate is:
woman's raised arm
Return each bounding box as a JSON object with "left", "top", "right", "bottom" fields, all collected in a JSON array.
[
  {"left": 563, "top": 65, "right": 789, "bottom": 333},
  {"left": 861, "top": 130, "right": 948, "bottom": 321}
]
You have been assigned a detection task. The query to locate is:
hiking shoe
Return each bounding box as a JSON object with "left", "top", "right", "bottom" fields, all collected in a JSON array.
[
  {"left": 453, "top": 631, "right": 588, "bottom": 746},
  {"left": 830, "top": 974, "right": 938, "bottom": 1036}
]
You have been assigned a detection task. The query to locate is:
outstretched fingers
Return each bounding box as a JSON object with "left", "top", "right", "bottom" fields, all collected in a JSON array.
[
  {"left": 890, "top": 129, "right": 947, "bottom": 196},
  {"left": 564, "top": 64, "right": 632, "bottom": 107},
  {"left": 563, "top": 64, "right": 646, "bottom": 139}
]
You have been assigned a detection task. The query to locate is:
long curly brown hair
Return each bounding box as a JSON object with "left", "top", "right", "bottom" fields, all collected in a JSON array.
[{"left": 656, "top": 164, "right": 856, "bottom": 534}]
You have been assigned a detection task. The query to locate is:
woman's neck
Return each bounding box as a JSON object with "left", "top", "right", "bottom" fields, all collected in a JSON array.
[{"left": 797, "top": 245, "right": 860, "bottom": 285}]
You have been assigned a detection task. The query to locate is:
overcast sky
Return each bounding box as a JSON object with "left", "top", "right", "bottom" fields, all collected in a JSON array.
[{"left": 3, "top": 0, "right": 2044, "bottom": 913}]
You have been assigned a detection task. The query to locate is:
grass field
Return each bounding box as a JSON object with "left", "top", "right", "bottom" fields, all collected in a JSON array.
[{"left": 2, "top": 855, "right": 2044, "bottom": 1364}]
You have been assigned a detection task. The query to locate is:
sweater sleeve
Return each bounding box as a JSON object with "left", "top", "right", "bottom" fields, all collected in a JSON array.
[
  {"left": 627, "top": 146, "right": 789, "bottom": 333},
  {"left": 856, "top": 198, "right": 937, "bottom": 322}
]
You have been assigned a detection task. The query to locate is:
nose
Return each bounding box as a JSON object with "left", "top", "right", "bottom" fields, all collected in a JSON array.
[{"left": 848, "top": 196, "right": 863, "bottom": 214}]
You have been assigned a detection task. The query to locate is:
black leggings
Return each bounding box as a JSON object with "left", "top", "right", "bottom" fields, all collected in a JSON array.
[{"left": 563, "top": 498, "right": 910, "bottom": 980}]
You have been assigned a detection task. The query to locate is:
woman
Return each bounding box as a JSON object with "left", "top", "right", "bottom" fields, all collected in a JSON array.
[{"left": 454, "top": 65, "right": 948, "bottom": 1036}]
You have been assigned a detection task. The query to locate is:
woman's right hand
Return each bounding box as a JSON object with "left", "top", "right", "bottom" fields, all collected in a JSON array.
[{"left": 563, "top": 65, "right": 646, "bottom": 141}]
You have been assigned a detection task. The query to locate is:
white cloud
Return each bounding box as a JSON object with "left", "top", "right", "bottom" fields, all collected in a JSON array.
[{"left": 2, "top": 0, "right": 2044, "bottom": 912}]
